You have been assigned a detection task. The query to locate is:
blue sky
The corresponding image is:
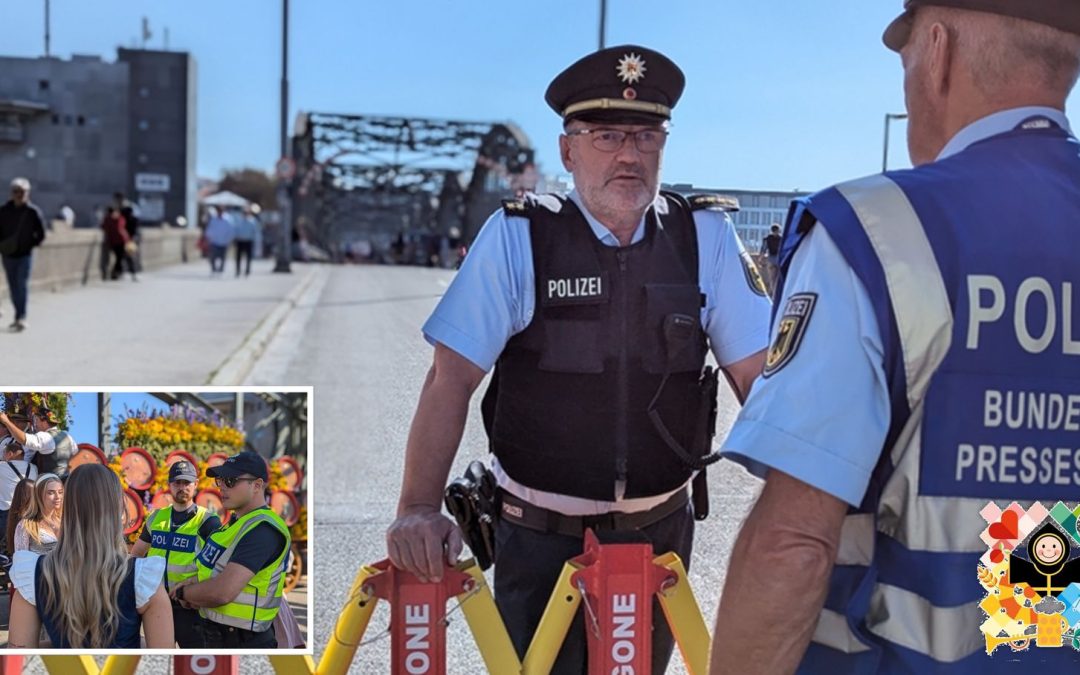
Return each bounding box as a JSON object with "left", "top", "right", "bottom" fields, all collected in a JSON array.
[
  {"left": 6, "top": 1, "right": 1078, "bottom": 192},
  {"left": 68, "top": 392, "right": 164, "bottom": 449}
]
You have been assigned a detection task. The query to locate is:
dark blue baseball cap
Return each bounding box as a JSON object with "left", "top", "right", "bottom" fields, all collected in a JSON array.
[
  {"left": 206, "top": 450, "right": 268, "bottom": 481},
  {"left": 168, "top": 460, "right": 198, "bottom": 483}
]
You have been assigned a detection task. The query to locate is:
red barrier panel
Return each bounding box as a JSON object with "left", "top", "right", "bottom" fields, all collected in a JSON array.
[
  {"left": 173, "top": 655, "right": 239, "bottom": 675},
  {"left": 0, "top": 657, "right": 23, "bottom": 675},
  {"left": 365, "top": 559, "right": 476, "bottom": 675},
  {"left": 569, "top": 530, "right": 677, "bottom": 675}
]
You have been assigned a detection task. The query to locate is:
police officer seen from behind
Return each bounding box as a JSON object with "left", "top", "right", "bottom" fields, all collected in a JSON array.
[
  {"left": 0, "top": 403, "right": 77, "bottom": 477},
  {"left": 130, "top": 460, "right": 221, "bottom": 647},
  {"left": 712, "top": 2, "right": 1080, "bottom": 673},
  {"left": 168, "top": 451, "right": 291, "bottom": 648},
  {"left": 387, "top": 45, "right": 770, "bottom": 673}
]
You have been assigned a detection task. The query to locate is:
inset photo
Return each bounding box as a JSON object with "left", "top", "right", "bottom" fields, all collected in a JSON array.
[{"left": 0, "top": 389, "right": 310, "bottom": 652}]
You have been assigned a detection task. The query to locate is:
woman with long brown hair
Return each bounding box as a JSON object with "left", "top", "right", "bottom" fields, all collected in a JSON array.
[
  {"left": 8, "top": 464, "right": 173, "bottom": 648},
  {"left": 5, "top": 477, "right": 34, "bottom": 557},
  {"left": 13, "top": 474, "right": 62, "bottom": 554}
]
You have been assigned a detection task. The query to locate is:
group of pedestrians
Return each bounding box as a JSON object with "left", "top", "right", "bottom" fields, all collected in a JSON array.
[
  {"left": 202, "top": 207, "right": 260, "bottom": 277},
  {"left": 100, "top": 192, "right": 140, "bottom": 282}
]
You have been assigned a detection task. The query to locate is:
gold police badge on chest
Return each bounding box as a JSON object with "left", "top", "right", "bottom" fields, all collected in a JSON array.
[{"left": 763, "top": 293, "right": 817, "bottom": 377}]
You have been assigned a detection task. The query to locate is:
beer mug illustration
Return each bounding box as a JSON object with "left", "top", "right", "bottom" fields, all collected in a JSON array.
[{"left": 1034, "top": 596, "right": 1068, "bottom": 648}]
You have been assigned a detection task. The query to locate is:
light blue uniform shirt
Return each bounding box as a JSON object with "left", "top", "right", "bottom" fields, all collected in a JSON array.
[
  {"left": 422, "top": 190, "right": 771, "bottom": 373},
  {"left": 721, "top": 106, "right": 1073, "bottom": 507}
]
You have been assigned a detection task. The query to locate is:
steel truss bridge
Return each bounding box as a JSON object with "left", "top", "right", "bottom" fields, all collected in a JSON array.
[{"left": 291, "top": 112, "right": 536, "bottom": 256}]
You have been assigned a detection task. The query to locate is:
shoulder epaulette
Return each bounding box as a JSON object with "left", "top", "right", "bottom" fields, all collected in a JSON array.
[
  {"left": 501, "top": 192, "right": 564, "bottom": 217},
  {"left": 688, "top": 193, "right": 740, "bottom": 213}
]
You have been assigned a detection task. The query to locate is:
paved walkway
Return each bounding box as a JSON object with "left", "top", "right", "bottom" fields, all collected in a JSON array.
[{"left": 0, "top": 258, "right": 318, "bottom": 385}]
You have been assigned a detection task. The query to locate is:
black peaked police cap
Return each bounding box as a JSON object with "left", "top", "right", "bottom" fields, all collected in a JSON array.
[{"left": 545, "top": 45, "right": 685, "bottom": 125}]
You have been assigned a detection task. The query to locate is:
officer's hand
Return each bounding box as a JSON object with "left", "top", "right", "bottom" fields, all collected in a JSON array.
[
  {"left": 386, "top": 506, "right": 463, "bottom": 583},
  {"left": 169, "top": 578, "right": 195, "bottom": 601}
]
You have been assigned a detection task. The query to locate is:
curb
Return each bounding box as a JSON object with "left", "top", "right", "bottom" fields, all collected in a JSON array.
[{"left": 206, "top": 265, "right": 325, "bottom": 385}]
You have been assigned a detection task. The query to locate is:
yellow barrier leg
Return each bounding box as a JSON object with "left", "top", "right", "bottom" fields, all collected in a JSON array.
[
  {"left": 521, "top": 562, "right": 583, "bottom": 675},
  {"left": 457, "top": 560, "right": 522, "bottom": 674},
  {"left": 100, "top": 656, "right": 141, "bottom": 675},
  {"left": 654, "top": 552, "right": 710, "bottom": 675},
  {"left": 270, "top": 655, "right": 316, "bottom": 674},
  {"left": 316, "top": 564, "right": 382, "bottom": 675},
  {"left": 41, "top": 656, "right": 99, "bottom": 675}
]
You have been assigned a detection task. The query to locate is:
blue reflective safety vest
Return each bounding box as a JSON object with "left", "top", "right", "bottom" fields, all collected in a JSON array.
[{"left": 778, "top": 120, "right": 1080, "bottom": 672}]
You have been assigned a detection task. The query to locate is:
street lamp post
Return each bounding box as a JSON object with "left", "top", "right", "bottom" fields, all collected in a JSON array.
[
  {"left": 274, "top": 0, "right": 293, "bottom": 273},
  {"left": 882, "top": 112, "right": 908, "bottom": 173},
  {"left": 598, "top": 0, "right": 607, "bottom": 50}
]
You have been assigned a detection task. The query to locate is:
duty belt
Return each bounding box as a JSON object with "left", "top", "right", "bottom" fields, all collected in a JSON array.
[{"left": 497, "top": 487, "right": 689, "bottom": 538}]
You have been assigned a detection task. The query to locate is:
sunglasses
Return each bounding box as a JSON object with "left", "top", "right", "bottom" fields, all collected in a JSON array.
[{"left": 214, "top": 475, "right": 258, "bottom": 489}]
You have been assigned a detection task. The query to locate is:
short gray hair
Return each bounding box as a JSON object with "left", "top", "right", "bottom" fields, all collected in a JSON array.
[
  {"left": 933, "top": 8, "right": 1080, "bottom": 95},
  {"left": 9, "top": 177, "right": 30, "bottom": 192}
]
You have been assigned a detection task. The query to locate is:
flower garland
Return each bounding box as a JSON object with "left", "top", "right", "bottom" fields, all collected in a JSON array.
[{"left": 1, "top": 392, "right": 72, "bottom": 429}]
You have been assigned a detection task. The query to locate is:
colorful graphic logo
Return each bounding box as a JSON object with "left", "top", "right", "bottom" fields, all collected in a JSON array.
[{"left": 978, "top": 501, "right": 1080, "bottom": 654}]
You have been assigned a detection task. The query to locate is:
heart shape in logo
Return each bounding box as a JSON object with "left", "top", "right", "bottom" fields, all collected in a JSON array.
[{"left": 989, "top": 510, "right": 1020, "bottom": 541}]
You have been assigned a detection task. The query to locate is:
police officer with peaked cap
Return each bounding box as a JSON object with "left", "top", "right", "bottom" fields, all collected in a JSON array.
[
  {"left": 130, "top": 460, "right": 221, "bottom": 647},
  {"left": 387, "top": 44, "right": 770, "bottom": 673},
  {"left": 711, "top": 2, "right": 1080, "bottom": 672}
]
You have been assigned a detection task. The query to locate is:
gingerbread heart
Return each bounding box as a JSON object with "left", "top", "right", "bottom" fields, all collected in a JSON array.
[{"left": 989, "top": 509, "right": 1020, "bottom": 540}]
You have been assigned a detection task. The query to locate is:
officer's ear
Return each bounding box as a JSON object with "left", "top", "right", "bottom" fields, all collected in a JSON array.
[{"left": 559, "top": 132, "right": 575, "bottom": 172}]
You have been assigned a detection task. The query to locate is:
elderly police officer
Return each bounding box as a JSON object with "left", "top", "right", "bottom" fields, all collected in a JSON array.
[
  {"left": 169, "top": 451, "right": 291, "bottom": 648},
  {"left": 711, "top": 2, "right": 1080, "bottom": 673},
  {"left": 387, "top": 45, "right": 770, "bottom": 673},
  {"left": 130, "top": 460, "right": 221, "bottom": 647}
]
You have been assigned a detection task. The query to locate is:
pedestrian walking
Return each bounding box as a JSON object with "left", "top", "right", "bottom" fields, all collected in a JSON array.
[
  {"left": 204, "top": 208, "right": 235, "bottom": 275},
  {"left": 101, "top": 207, "right": 137, "bottom": 281},
  {"left": 234, "top": 207, "right": 258, "bottom": 277},
  {"left": 0, "top": 178, "right": 46, "bottom": 332}
]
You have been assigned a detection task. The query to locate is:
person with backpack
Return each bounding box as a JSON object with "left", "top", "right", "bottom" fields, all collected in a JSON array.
[
  {"left": 0, "top": 435, "right": 37, "bottom": 555},
  {"left": 0, "top": 178, "right": 46, "bottom": 332}
]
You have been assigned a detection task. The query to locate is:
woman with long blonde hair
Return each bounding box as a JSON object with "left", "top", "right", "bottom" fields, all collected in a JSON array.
[
  {"left": 13, "top": 474, "right": 62, "bottom": 554},
  {"left": 8, "top": 464, "right": 173, "bottom": 648}
]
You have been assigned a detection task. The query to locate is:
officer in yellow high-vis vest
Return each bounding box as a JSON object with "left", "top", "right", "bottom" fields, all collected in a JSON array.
[
  {"left": 130, "top": 459, "right": 220, "bottom": 647},
  {"left": 168, "top": 451, "right": 291, "bottom": 649}
]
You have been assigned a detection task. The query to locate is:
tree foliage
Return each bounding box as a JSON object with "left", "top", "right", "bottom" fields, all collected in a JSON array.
[{"left": 218, "top": 168, "right": 278, "bottom": 210}]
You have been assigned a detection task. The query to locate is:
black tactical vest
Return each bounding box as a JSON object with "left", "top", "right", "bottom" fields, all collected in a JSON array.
[{"left": 482, "top": 192, "right": 707, "bottom": 500}]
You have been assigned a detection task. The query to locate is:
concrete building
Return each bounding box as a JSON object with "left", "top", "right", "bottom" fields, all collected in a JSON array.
[
  {"left": 0, "top": 49, "right": 196, "bottom": 229},
  {"left": 665, "top": 184, "right": 810, "bottom": 253}
]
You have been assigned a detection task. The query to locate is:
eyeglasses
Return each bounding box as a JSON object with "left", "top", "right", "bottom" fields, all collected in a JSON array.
[
  {"left": 565, "top": 127, "right": 669, "bottom": 153},
  {"left": 215, "top": 476, "right": 258, "bottom": 489}
]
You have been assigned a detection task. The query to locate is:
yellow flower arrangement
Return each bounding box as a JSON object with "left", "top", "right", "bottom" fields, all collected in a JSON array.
[
  {"left": 115, "top": 409, "right": 245, "bottom": 464},
  {"left": 289, "top": 506, "right": 308, "bottom": 542},
  {"left": 107, "top": 455, "right": 130, "bottom": 492}
]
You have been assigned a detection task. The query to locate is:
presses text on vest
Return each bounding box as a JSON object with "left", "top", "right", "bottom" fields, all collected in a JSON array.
[{"left": 957, "top": 275, "right": 1080, "bottom": 488}]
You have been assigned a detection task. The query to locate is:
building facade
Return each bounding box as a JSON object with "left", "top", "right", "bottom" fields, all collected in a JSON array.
[
  {"left": 0, "top": 49, "right": 195, "bottom": 229},
  {"left": 665, "top": 184, "right": 809, "bottom": 253}
]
